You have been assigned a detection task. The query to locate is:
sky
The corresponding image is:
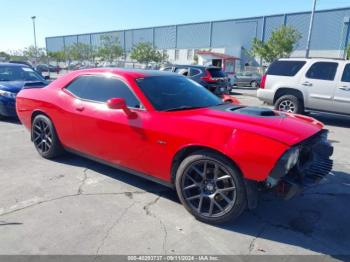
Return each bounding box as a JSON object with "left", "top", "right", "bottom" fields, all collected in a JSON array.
[{"left": 0, "top": 0, "right": 349, "bottom": 52}]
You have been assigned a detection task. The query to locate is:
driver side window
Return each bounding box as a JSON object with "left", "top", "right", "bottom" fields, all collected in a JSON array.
[{"left": 65, "top": 75, "right": 141, "bottom": 108}]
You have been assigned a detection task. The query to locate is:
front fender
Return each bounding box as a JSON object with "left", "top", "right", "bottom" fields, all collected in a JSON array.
[{"left": 223, "top": 129, "right": 289, "bottom": 181}]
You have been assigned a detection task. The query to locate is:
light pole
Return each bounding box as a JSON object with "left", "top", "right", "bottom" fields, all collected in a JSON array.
[
  {"left": 31, "top": 16, "right": 37, "bottom": 65},
  {"left": 305, "top": 0, "right": 317, "bottom": 58}
]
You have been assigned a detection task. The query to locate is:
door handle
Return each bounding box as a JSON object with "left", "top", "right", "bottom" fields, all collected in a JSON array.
[
  {"left": 302, "top": 82, "right": 313, "bottom": 87},
  {"left": 75, "top": 106, "right": 85, "bottom": 111},
  {"left": 339, "top": 86, "right": 350, "bottom": 91}
]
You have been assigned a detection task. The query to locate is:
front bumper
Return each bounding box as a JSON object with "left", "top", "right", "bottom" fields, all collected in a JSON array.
[
  {"left": 266, "top": 130, "right": 333, "bottom": 199},
  {"left": 0, "top": 97, "right": 17, "bottom": 117}
]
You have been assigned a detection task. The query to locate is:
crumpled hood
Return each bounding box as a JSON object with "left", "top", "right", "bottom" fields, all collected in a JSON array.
[
  {"left": 0, "top": 81, "right": 48, "bottom": 93},
  {"left": 186, "top": 105, "right": 324, "bottom": 146}
]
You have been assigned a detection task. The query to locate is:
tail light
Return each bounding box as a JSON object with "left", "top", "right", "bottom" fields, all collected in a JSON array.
[
  {"left": 201, "top": 70, "right": 219, "bottom": 83},
  {"left": 260, "top": 74, "right": 267, "bottom": 89}
]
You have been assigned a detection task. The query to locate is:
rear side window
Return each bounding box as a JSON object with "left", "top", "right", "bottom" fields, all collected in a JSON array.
[
  {"left": 341, "top": 64, "right": 350, "bottom": 82},
  {"left": 267, "top": 61, "right": 306, "bottom": 76},
  {"left": 65, "top": 75, "right": 140, "bottom": 108},
  {"left": 189, "top": 68, "right": 201, "bottom": 76},
  {"left": 207, "top": 68, "right": 226, "bottom": 78},
  {"left": 306, "top": 62, "right": 338, "bottom": 81}
]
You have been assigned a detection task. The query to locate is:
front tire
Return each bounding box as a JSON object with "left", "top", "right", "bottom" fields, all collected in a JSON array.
[
  {"left": 32, "top": 115, "right": 64, "bottom": 159},
  {"left": 175, "top": 151, "right": 247, "bottom": 224},
  {"left": 275, "top": 94, "right": 304, "bottom": 114}
]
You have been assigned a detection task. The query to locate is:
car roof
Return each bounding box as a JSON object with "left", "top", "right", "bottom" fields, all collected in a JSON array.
[
  {"left": 279, "top": 57, "right": 346, "bottom": 62},
  {"left": 164, "top": 64, "right": 221, "bottom": 70},
  {"left": 74, "top": 67, "right": 179, "bottom": 78},
  {"left": 0, "top": 63, "right": 30, "bottom": 68}
]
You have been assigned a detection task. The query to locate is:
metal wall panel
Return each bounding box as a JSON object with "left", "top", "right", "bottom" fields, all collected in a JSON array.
[
  {"left": 154, "top": 26, "right": 176, "bottom": 49},
  {"left": 311, "top": 9, "right": 350, "bottom": 50},
  {"left": 91, "top": 33, "right": 102, "bottom": 48},
  {"left": 64, "top": 35, "right": 78, "bottom": 48},
  {"left": 46, "top": 37, "right": 64, "bottom": 52},
  {"left": 264, "top": 15, "right": 284, "bottom": 41},
  {"left": 77, "top": 34, "right": 91, "bottom": 45},
  {"left": 91, "top": 31, "right": 124, "bottom": 49},
  {"left": 133, "top": 28, "right": 153, "bottom": 45},
  {"left": 46, "top": 8, "right": 350, "bottom": 57},
  {"left": 286, "top": 13, "right": 310, "bottom": 50},
  {"left": 212, "top": 19, "right": 261, "bottom": 49},
  {"left": 211, "top": 20, "right": 235, "bottom": 47},
  {"left": 125, "top": 30, "right": 133, "bottom": 51},
  {"left": 177, "top": 22, "right": 211, "bottom": 48}
]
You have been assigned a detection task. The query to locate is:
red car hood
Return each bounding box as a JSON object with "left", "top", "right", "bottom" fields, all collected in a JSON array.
[{"left": 175, "top": 106, "right": 324, "bottom": 146}]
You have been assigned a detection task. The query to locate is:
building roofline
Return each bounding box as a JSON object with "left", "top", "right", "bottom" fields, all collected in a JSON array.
[{"left": 46, "top": 6, "right": 350, "bottom": 40}]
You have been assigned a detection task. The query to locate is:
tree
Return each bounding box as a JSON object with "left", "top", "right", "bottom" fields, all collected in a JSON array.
[
  {"left": 346, "top": 44, "right": 350, "bottom": 60},
  {"left": 250, "top": 26, "right": 301, "bottom": 63},
  {"left": 48, "top": 51, "right": 67, "bottom": 67},
  {"left": 97, "top": 35, "right": 124, "bottom": 62},
  {"left": 23, "top": 45, "right": 47, "bottom": 62},
  {"left": 66, "top": 43, "right": 91, "bottom": 62},
  {"left": 8, "top": 49, "right": 27, "bottom": 61},
  {"left": 0, "top": 51, "right": 10, "bottom": 61},
  {"left": 130, "top": 42, "right": 164, "bottom": 64}
]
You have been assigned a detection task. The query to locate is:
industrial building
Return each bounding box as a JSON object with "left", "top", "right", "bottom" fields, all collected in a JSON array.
[{"left": 46, "top": 7, "right": 350, "bottom": 70}]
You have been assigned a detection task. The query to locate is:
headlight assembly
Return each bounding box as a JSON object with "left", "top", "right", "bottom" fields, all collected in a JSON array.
[
  {"left": 281, "top": 147, "right": 300, "bottom": 173},
  {"left": 0, "top": 90, "right": 16, "bottom": 99}
]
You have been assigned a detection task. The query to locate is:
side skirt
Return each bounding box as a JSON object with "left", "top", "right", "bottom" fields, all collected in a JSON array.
[{"left": 65, "top": 147, "right": 174, "bottom": 189}]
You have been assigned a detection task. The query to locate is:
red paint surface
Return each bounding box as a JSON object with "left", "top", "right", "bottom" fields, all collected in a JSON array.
[{"left": 16, "top": 68, "right": 324, "bottom": 183}]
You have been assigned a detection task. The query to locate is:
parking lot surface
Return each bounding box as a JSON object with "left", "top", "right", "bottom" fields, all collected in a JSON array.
[{"left": 0, "top": 94, "right": 349, "bottom": 256}]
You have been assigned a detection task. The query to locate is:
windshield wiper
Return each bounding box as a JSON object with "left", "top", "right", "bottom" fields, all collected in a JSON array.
[{"left": 164, "top": 106, "right": 206, "bottom": 112}]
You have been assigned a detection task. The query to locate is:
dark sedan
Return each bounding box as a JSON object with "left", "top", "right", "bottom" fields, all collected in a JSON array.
[
  {"left": 0, "top": 63, "right": 48, "bottom": 118},
  {"left": 160, "top": 65, "right": 232, "bottom": 96}
]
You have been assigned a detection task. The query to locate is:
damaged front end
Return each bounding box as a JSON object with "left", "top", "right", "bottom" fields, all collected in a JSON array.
[{"left": 265, "top": 129, "right": 333, "bottom": 200}]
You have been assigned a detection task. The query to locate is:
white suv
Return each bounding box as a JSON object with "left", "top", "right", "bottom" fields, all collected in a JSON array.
[{"left": 257, "top": 58, "right": 350, "bottom": 115}]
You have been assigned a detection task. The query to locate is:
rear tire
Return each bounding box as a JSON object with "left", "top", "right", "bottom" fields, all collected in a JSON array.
[
  {"left": 250, "top": 81, "right": 259, "bottom": 88},
  {"left": 275, "top": 95, "right": 304, "bottom": 114},
  {"left": 175, "top": 150, "right": 247, "bottom": 224},
  {"left": 32, "top": 115, "right": 64, "bottom": 159}
]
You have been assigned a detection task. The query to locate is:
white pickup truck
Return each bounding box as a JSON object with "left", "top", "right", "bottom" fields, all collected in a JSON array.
[{"left": 257, "top": 58, "right": 350, "bottom": 115}]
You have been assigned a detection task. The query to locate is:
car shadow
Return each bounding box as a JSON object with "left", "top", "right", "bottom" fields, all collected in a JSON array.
[
  {"left": 309, "top": 112, "right": 350, "bottom": 128},
  {"left": 52, "top": 153, "right": 350, "bottom": 256},
  {"left": 53, "top": 153, "right": 179, "bottom": 201},
  {"left": 0, "top": 116, "right": 21, "bottom": 125}
]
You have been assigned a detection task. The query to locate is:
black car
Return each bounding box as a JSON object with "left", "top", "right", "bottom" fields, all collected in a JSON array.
[
  {"left": 36, "top": 64, "right": 60, "bottom": 74},
  {"left": 160, "top": 65, "right": 231, "bottom": 96}
]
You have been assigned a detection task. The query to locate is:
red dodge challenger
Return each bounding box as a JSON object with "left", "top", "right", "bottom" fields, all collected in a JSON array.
[{"left": 16, "top": 68, "right": 333, "bottom": 224}]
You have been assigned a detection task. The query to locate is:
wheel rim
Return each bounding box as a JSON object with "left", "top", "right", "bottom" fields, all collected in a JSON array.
[
  {"left": 33, "top": 119, "right": 53, "bottom": 154},
  {"left": 181, "top": 160, "right": 237, "bottom": 218},
  {"left": 278, "top": 100, "right": 296, "bottom": 113}
]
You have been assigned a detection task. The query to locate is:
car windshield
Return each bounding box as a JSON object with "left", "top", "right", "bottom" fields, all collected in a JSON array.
[
  {"left": 0, "top": 66, "right": 45, "bottom": 82},
  {"left": 136, "top": 76, "right": 222, "bottom": 111}
]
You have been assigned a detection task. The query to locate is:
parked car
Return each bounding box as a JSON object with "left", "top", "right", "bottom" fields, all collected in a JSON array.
[
  {"left": 16, "top": 68, "right": 333, "bottom": 224},
  {"left": 233, "top": 71, "right": 261, "bottom": 88},
  {"left": 0, "top": 63, "right": 48, "bottom": 118},
  {"left": 36, "top": 64, "right": 60, "bottom": 74},
  {"left": 160, "top": 65, "right": 232, "bottom": 96},
  {"left": 257, "top": 58, "right": 350, "bottom": 115}
]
